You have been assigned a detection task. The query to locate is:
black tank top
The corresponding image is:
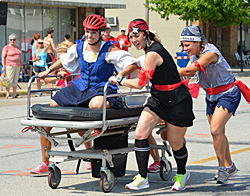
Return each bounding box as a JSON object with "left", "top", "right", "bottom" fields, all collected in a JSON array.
[{"left": 147, "top": 42, "right": 189, "bottom": 104}]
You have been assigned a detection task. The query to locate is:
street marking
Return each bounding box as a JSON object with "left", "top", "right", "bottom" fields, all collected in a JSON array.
[
  {"left": 15, "top": 173, "right": 31, "bottom": 176},
  {"left": 1, "top": 170, "right": 21, "bottom": 173},
  {"left": 0, "top": 144, "right": 34, "bottom": 149},
  {"left": 190, "top": 147, "right": 250, "bottom": 164}
]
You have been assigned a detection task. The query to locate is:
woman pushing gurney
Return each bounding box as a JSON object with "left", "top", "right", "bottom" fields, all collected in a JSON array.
[
  {"left": 30, "top": 14, "right": 139, "bottom": 174},
  {"left": 110, "top": 18, "right": 195, "bottom": 191}
]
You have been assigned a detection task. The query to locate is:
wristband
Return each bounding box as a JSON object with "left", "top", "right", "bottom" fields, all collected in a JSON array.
[
  {"left": 121, "top": 78, "right": 126, "bottom": 86},
  {"left": 117, "top": 76, "right": 125, "bottom": 86}
]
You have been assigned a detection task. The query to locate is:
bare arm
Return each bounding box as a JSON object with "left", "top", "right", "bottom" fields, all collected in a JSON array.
[
  {"left": 1, "top": 50, "right": 7, "bottom": 72},
  {"left": 50, "top": 39, "right": 57, "bottom": 53},
  {"left": 178, "top": 51, "right": 218, "bottom": 77},
  {"left": 39, "top": 59, "right": 63, "bottom": 78},
  {"left": 32, "top": 51, "right": 39, "bottom": 63},
  {"left": 117, "top": 63, "right": 137, "bottom": 77},
  {"left": 110, "top": 51, "right": 162, "bottom": 89}
]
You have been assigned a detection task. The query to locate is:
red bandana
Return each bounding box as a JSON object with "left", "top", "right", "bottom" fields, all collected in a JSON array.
[{"left": 128, "top": 20, "right": 149, "bottom": 34}]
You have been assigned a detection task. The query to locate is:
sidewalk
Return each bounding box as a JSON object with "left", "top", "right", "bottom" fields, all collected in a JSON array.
[{"left": 0, "top": 67, "right": 249, "bottom": 97}]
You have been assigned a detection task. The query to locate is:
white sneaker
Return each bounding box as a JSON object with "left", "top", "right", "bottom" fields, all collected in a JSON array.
[
  {"left": 172, "top": 170, "right": 190, "bottom": 191},
  {"left": 217, "top": 167, "right": 229, "bottom": 184},
  {"left": 125, "top": 174, "right": 149, "bottom": 190}
]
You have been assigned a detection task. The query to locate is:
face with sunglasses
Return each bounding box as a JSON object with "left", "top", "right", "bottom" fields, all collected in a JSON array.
[
  {"left": 9, "top": 38, "right": 16, "bottom": 46},
  {"left": 38, "top": 42, "right": 44, "bottom": 48}
]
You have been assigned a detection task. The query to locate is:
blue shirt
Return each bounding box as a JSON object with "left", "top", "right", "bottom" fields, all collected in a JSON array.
[{"left": 34, "top": 48, "right": 47, "bottom": 67}]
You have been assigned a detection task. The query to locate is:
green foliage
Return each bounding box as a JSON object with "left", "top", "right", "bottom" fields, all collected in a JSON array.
[{"left": 146, "top": 0, "right": 250, "bottom": 27}]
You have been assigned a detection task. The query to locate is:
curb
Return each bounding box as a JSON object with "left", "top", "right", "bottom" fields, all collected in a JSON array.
[{"left": 0, "top": 71, "right": 249, "bottom": 97}]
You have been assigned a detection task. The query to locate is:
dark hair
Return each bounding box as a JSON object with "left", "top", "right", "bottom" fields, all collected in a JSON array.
[
  {"left": 31, "top": 39, "right": 34, "bottom": 45},
  {"left": 129, "top": 18, "right": 161, "bottom": 51},
  {"left": 65, "top": 34, "right": 70, "bottom": 39},
  {"left": 47, "top": 27, "right": 54, "bottom": 34}
]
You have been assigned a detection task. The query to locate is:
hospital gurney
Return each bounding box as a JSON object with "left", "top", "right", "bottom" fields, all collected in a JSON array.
[{"left": 21, "top": 75, "right": 173, "bottom": 193}]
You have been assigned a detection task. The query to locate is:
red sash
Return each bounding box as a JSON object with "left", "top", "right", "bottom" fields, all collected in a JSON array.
[
  {"left": 204, "top": 80, "right": 250, "bottom": 104},
  {"left": 154, "top": 79, "right": 189, "bottom": 91},
  {"left": 204, "top": 82, "right": 235, "bottom": 95}
]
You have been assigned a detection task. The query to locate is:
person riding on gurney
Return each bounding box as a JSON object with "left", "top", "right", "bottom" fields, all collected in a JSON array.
[{"left": 30, "top": 14, "right": 139, "bottom": 174}]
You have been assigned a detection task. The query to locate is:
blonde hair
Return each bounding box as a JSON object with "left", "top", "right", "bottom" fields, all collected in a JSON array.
[
  {"left": 56, "top": 43, "right": 70, "bottom": 54},
  {"left": 9, "top": 33, "right": 16, "bottom": 39}
]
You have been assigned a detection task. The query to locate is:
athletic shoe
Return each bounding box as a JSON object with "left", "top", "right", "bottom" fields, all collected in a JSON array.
[
  {"left": 148, "top": 160, "right": 160, "bottom": 173},
  {"left": 172, "top": 170, "right": 190, "bottom": 191},
  {"left": 214, "top": 162, "right": 238, "bottom": 180},
  {"left": 85, "top": 162, "right": 92, "bottom": 170},
  {"left": 125, "top": 174, "right": 149, "bottom": 190},
  {"left": 35, "top": 92, "right": 42, "bottom": 97},
  {"left": 216, "top": 168, "right": 229, "bottom": 184},
  {"left": 30, "top": 162, "right": 49, "bottom": 174}
]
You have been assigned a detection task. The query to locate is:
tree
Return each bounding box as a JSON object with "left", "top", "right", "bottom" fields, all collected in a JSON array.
[
  {"left": 147, "top": 0, "right": 250, "bottom": 26},
  {"left": 146, "top": 0, "right": 250, "bottom": 49}
]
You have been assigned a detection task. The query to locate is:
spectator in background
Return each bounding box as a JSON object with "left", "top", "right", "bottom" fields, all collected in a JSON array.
[
  {"left": 44, "top": 27, "right": 56, "bottom": 67},
  {"left": 31, "top": 33, "right": 40, "bottom": 79},
  {"left": 1, "top": 33, "right": 23, "bottom": 99},
  {"left": 102, "top": 24, "right": 121, "bottom": 49},
  {"left": 117, "top": 27, "right": 131, "bottom": 51},
  {"left": 61, "top": 34, "right": 74, "bottom": 47},
  {"left": 45, "top": 42, "right": 74, "bottom": 89},
  {"left": 32, "top": 39, "right": 49, "bottom": 97}
]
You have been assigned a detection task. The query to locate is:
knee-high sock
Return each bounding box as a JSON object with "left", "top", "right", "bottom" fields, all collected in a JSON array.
[
  {"left": 173, "top": 144, "right": 188, "bottom": 175},
  {"left": 135, "top": 139, "right": 150, "bottom": 178}
]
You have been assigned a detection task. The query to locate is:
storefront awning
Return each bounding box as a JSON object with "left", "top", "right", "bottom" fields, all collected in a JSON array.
[{"left": 1, "top": 0, "right": 126, "bottom": 9}]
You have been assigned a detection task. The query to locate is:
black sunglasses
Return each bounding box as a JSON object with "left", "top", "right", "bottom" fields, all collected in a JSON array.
[
  {"left": 10, "top": 39, "right": 16, "bottom": 41},
  {"left": 38, "top": 42, "right": 43, "bottom": 44}
]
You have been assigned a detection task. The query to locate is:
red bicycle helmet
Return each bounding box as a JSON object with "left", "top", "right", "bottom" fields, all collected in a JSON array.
[{"left": 83, "top": 14, "right": 107, "bottom": 30}]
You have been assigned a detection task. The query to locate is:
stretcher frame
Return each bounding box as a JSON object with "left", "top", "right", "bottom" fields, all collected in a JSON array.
[{"left": 21, "top": 75, "right": 173, "bottom": 193}]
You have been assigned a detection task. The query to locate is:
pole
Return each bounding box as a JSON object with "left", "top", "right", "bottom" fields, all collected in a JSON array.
[
  {"left": 145, "top": 1, "right": 149, "bottom": 26},
  {"left": 239, "top": 22, "right": 243, "bottom": 72}
]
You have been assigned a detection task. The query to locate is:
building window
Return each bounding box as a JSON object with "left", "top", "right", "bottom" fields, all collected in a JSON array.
[{"left": 0, "top": 4, "right": 75, "bottom": 63}]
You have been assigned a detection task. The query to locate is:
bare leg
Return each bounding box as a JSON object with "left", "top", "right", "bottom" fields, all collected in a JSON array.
[
  {"left": 88, "top": 95, "right": 111, "bottom": 109},
  {"left": 41, "top": 127, "right": 52, "bottom": 162},
  {"left": 148, "top": 134, "right": 160, "bottom": 162},
  {"left": 12, "top": 86, "right": 17, "bottom": 97},
  {"left": 78, "top": 131, "right": 92, "bottom": 149},
  {"left": 6, "top": 87, "right": 10, "bottom": 97},
  {"left": 36, "top": 78, "right": 41, "bottom": 90},
  {"left": 160, "top": 128, "right": 168, "bottom": 141},
  {"left": 166, "top": 124, "right": 186, "bottom": 151},
  {"left": 208, "top": 106, "right": 232, "bottom": 167}
]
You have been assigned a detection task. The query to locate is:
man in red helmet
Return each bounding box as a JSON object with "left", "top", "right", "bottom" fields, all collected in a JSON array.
[{"left": 30, "top": 14, "right": 139, "bottom": 174}]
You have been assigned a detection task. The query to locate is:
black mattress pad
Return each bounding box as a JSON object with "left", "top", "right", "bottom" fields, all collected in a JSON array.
[{"left": 31, "top": 104, "right": 143, "bottom": 121}]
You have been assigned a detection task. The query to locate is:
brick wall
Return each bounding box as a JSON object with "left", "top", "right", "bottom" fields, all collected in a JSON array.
[
  {"left": 77, "top": 7, "right": 86, "bottom": 39},
  {"left": 77, "top": 8, "right": 105, "bottom": 40},
  {"left": 198, "top": 21, "right": 237, "bottom": 67}
]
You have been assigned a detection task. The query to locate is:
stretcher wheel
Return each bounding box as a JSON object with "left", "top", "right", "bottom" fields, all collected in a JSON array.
[
  {"left": 48, "top": 166, "right": 61, "bottom": 189},
  {"left": 160, "top": 160, "right": 172, "bottom": 181},
  {"left": 100, "top": 171, "right": 115, "bottom": 193}
]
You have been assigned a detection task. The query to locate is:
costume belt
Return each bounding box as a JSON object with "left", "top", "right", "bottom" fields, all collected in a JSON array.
[{"left": 204, "top": 80, "right": 250, "bottom": 104}]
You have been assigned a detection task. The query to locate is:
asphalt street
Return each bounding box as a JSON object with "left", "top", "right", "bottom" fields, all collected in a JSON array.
[{"left": 0, "top": 77, "right": 250, "bottom": 196}]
